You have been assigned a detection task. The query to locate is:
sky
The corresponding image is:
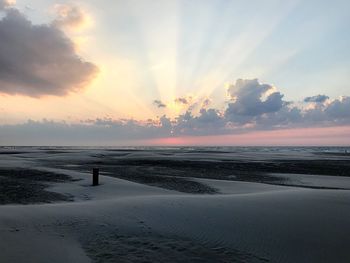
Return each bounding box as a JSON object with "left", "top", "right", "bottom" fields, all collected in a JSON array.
[{"left": 0, "top": 0, "right": 349, "bottom": 146}]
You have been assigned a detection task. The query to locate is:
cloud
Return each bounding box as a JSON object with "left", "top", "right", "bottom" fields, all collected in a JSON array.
[
  {"left": 93, "top": 79, "right": 350, "bottom": 139},
  {"left": 0, "top": 7, "right": 98, "bottom": 97},
  {"left": 173, "top": 109, "right": 226, "bottom": 136},
  {"left": 159, "top": 115, "right": 172, "bottom": 130},
  {"left": 0, "top": 118, "right": 173, "bottom": 145},
  {"left": 1, "top": 118, "right": 348, "bottom": 146},
  {"left": 226, "top": 79, "right": 284, "bottom": 119},
  {"left": 255, "top": 106, "right": 303, "bottom": 128},
  {"left": 0, "top": 0, "right": 14, "bottom": 10},
  {"left": 175, "top": 97, "right": 189, "bottom": 104},
  {"left": 201, "top": 98, "right": 211, "bottom": 108},
  {"left": 153, "top": 100, "right": 166, "bottom": 108},
  {"left": 304, "top": 95, "right": 329, "bottom": 103},
  {"left": 325, "top": 96, "right": 350, "bottom": 119},
  {"left": 0, "top": 78, "right": 349, "bottom": 145},
  {"left": 52, "top": 4, "right": 90, "bottom": 30}
]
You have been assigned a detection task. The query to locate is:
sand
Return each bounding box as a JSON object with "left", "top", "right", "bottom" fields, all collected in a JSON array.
[{"left": 0, "top": 147, "right": 350, "bottom": 262}]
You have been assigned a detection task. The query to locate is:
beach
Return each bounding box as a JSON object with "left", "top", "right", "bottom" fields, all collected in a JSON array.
[{"left": 0, "top": 147, "right": 350, "bottom": 262}]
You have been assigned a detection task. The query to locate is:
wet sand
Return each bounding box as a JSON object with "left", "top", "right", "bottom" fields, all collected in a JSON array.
[
  {"left": 0, "top": 168, "right": 74, "bottom": 204},
  {"left": 0, "top": 147, "right": 350, "bottom": 262}
]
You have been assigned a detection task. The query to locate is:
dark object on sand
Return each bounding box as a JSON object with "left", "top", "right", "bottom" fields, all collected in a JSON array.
[{"left": 93, "top": 168, "right": 99, "bottom": 186}]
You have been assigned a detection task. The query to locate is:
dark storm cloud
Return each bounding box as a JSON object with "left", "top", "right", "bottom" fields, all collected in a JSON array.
[
  {"left": 304, "top": 95, "right": 329, "bottom": 103},
  {"left": 153, "top": 100, "right": 166, "bottom": 108},
  {"left": 0, "top": 8, "right": 98, "bottom": 96}
]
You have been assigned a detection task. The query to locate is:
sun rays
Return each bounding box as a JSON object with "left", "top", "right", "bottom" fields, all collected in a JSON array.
[
  {"left": 86, "top": 0, "right": 302, "bottom": 120},
  {"left": 1, "top": 0, "right": 349, "bottom": 128}
]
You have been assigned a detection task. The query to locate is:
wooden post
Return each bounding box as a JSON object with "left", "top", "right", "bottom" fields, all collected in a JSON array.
[{"left": 92, "top": 168, "right": 99, "bottom": 186}]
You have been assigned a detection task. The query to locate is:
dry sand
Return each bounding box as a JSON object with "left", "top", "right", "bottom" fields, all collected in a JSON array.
[{"left": 1, "top": 147, "right": 350, "bottom": 263}]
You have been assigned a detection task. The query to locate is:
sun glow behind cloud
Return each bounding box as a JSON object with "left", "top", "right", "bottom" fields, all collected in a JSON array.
[
  {"left": 0, "top": 0, "right": 350, "bottom": 145},
  {"left": 2, "top": 0, "right": 345, "bottom": 122},
  {"left": 122, "top": 1, "right": 303, "bottom": 119},
  {"left": 78, "top": 0, "right": 302, "bottom": 120}
]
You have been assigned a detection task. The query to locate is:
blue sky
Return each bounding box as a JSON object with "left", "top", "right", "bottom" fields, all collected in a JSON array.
[
  {"left": 9, "top": 1, "right": 349, "bottom": 93},
  {"left": 0, "top": 0, "right": 349, "bottom": 145},
  {"left": 17, "top": 0, "right": 350, "bottom": 100}
]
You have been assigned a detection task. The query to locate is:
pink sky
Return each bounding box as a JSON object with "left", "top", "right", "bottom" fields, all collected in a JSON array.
[{"left": 146, "top": 126, "right": 350, "bottom": 146}]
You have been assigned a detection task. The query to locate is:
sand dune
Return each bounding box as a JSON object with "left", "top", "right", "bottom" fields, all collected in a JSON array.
[{"left": 1, "top": 147, "right": 350, "bottom": 262}]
